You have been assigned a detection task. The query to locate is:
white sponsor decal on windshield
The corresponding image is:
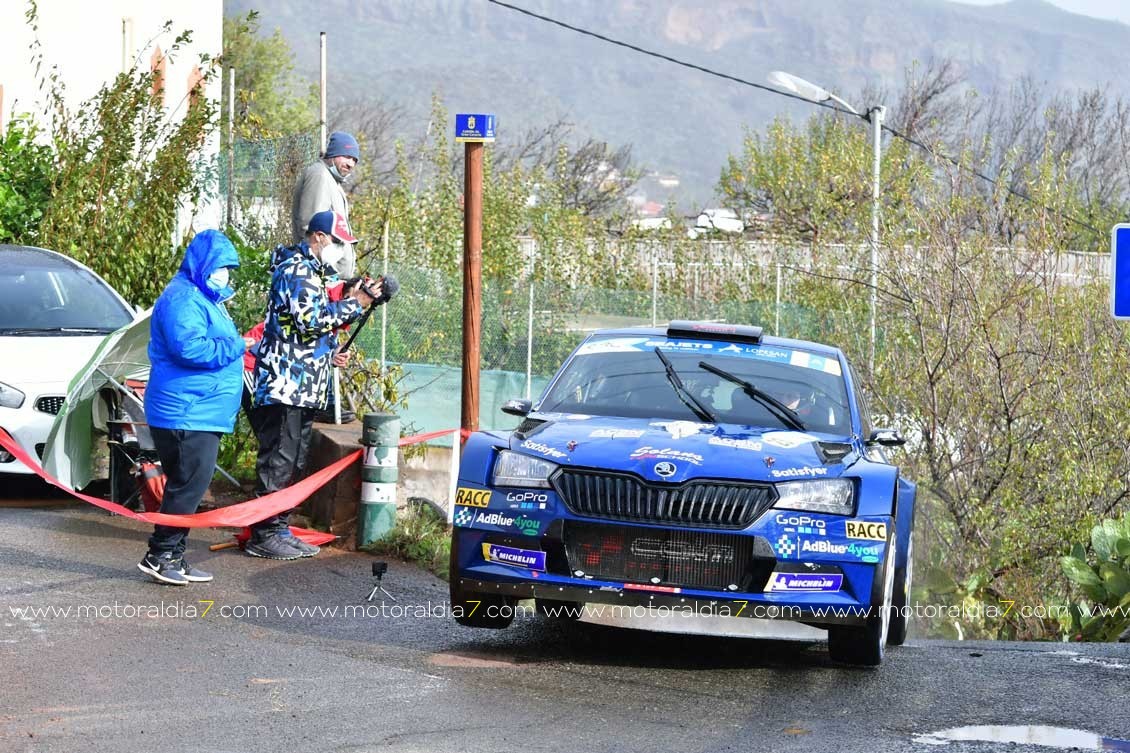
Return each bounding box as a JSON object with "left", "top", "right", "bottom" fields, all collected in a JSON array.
[
  {"left": 574, "top": 337, "right": 649, "bottom": 356},
  {"left": 651, "top": 420, "right": 712, "bottom": 439},
  {"left": 644, "top": 340, "right": 714, "bottom": 350},
  {"left": 761, "top": 431, "right": 819, "bottom": 449}
]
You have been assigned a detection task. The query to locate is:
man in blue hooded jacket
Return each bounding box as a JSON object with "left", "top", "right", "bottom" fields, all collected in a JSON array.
[{"left": 139, "top": 230, "right": 248, "bottom": 585}]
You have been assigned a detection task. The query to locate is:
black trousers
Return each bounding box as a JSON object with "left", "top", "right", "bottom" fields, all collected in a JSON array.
[
  {"left": 147, "top": 428, "right": 221, "bottom": 556},
  {"left": 250, "top": 403, "right": 314, "bottom": 540}
]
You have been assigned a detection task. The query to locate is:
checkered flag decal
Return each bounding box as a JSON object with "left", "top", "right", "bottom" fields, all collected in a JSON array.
[
  {"left": 453, "top": 507, "right": 474, "bottom": 527},
  {"left": 775, "top": 535, "right": 796, "bottom": 558}
]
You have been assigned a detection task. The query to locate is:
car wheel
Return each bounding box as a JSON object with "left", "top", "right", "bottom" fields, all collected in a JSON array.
[
  {"left": 536, "top": 598, "right": 585, "bottom": 620},
  {"left": 828, "top": 541, "right": 896, "bottom": 667},
  {"left": 887, "top": 531, "right": 914, "bottom": 646},
  {"left": 449, "top": 536, "right": 515, "bottom": 629}
]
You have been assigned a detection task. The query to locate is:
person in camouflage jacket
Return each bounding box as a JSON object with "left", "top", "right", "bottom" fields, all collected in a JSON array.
[{"left": 247, "top": 210, "right": 376, "bottom": 560}]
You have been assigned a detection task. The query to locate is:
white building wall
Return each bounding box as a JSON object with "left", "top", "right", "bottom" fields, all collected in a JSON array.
[
  {"left": 0, "top": 1, "right": 225, "bottom": 236},
  {"left": 1, "top": 0, "right": 223, "bottom": 129}
]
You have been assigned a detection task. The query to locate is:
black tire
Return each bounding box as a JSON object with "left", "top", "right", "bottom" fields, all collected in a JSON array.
[
  {"left": 449, "top": 535, "right": 516, "bottom": 629},
  {"left": 887, "top": 531, "right": 913, "bottom": 646},
  {"left": 535, "top": 598, "right": 585, "bottom": 620},
  {"left": 828, "top": 541, "right": 896, "bottom": 667}
]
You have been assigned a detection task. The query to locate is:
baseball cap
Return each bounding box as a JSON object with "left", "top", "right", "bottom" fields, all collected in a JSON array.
[{"left": 306, "top": 210, "right": 357, "bottom": 243}]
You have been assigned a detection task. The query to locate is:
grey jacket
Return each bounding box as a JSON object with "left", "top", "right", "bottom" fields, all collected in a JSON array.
[{"left": 291, "top": 160, "right": 356, "bottom": 277}]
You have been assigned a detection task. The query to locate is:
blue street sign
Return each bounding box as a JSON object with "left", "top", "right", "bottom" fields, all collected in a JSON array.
[
  {"left": 455, "top": 113, "right": 496, "bottom": 143},
  {"left": 1112, "top": 224, "right": 1130, "bottom": 318}
]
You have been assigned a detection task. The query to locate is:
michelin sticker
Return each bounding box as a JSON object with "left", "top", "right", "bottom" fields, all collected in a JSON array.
[
  {"left": 764, "top": 572, "right": 843, "bottom": 593},
  {"left": 481, "top": 543, "right": 546, "bottom": 571},
  {"left": 761, "top": 431, "right": 819, "bottom": 449}
]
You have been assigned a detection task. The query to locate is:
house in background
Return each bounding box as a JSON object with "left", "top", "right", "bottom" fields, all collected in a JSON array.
[{"left": 0, "top": 0, "right": 224, "bottom": 234}]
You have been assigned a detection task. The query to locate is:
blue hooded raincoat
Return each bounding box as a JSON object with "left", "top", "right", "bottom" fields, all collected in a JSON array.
[{"left": 144, "top": 230, "right": 246, "bottom": 432}]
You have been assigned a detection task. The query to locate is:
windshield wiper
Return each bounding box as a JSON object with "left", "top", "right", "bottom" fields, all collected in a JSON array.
[
  {"left": 654, "top": 348, "right": 716, "bottom": 424},
  {"left": 698, "top": 360, "right": 806, "bottom": 431}
]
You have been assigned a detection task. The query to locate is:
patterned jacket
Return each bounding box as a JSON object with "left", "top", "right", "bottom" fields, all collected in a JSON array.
[{"left": 252, "top": 242, "right": 363, "bottom": 409}]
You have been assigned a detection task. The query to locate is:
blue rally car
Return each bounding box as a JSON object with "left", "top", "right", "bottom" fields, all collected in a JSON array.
[{"left": 450, "top": 321, "right": 915, "bottom": 666}]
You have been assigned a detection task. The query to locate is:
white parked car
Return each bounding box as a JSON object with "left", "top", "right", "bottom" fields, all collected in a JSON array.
[{"left": 0, "top": 245, "right": 135, "bottom": 477}]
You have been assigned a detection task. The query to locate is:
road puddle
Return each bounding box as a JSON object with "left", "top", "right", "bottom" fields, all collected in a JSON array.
[{"left": 914, "top": 725, "right": 1130, "bottom": 750}]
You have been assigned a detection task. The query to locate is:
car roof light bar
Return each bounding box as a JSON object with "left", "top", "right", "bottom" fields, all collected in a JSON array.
[{"left": 666, "top": 320, "right": 763, "bottom": 344}]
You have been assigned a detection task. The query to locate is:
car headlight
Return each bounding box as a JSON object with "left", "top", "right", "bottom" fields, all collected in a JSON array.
[
  {"left": 773, "top": 479, "right": 854, "bottom": 515},
  {"left": 492, "top": 450, "right": 558, "bottom": 488},
  {"left": 0, "top": 381, "right": 25, "bottom": 409}
]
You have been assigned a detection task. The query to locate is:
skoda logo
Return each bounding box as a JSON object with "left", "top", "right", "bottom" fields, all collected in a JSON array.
[{"left": 654, "top": 461, "right": 677, "bottom": 478}]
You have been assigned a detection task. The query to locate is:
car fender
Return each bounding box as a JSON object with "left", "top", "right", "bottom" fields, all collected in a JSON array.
[
  {"left": 852, "top": 458, "right": 900, "bottom": 518},
  {"left": 458, "top": 431, "right": 508, "bottom": 486}
]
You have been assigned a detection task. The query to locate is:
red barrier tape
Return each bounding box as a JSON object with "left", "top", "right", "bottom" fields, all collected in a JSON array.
[{"left": 0, "top": 425, "right": 464, "bottom": 533}]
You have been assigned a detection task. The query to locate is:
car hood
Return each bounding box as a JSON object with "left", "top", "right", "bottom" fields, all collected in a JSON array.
[
  {"left": 0, "top": 335, "right": 108, "bottom": 389},
  {"left": 509, "top": 413, "right": 857, "bottom": 484}
]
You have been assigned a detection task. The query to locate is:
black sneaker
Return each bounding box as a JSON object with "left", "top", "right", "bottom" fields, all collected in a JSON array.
[
  {"left": 280, "top": 532, "right": 321, "bottom": 558},
  {"left": 174, "top": 558, "right": 214, "bottom": 583},
  {"left": 245, "top": 534, "right": 303, "bottom": 560},
  {"left": 138, "top": 552, "right": 189, "bottom": 585}
]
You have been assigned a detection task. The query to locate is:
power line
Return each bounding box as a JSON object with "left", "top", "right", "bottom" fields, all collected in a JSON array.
[
  {"left": 484, "top": 0, "right": 840, "bottom": 114},
  {"left": 486, "top": 0, "right": 1102, "bottom": 236}
]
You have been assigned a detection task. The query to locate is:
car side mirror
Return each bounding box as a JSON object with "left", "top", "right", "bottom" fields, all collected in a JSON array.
[
  {"left": 867, "top": 428, "right": 905, "bottom": 447},
  {"left": 501, "top": 398, "right": 533, "bottom": 417}
]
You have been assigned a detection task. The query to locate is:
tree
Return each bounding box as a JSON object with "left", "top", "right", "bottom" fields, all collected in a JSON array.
[
  {"left": 220, "top": 12, "right": 317, "bottom": 143},
  {"left": 27, "top": 3, "right": 218, "bottom": 307},
  {"left": 0, "top": 116, "right": 53, "bottom": 244}
]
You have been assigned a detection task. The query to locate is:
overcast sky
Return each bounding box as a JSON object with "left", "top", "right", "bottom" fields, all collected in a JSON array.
[{"left": 949, "top": 0, "right": 1130, "bottom": 24}]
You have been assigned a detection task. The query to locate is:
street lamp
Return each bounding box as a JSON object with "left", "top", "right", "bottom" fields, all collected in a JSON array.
[{"left": 767, "top": 71, "right": 885, "bottom": 372}]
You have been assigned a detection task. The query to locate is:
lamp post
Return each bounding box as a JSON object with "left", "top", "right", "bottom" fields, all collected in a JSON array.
[{"left": 767, "top": 71, "right": 884, "bottom": 372}]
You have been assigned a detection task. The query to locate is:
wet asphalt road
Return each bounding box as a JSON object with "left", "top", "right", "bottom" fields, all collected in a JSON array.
[{"left": 2, "top": 481, "right": 1129, "bottom": 753}]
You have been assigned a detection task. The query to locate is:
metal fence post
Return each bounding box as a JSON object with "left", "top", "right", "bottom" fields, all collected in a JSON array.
[
  {"left": 775, "top": 261, "right": 782, "bottom": 336},
  {"left": 526, "top": 278, "right": 534, "bottom": 399},
  {"left": 651, "top": 255, "right": 659, "bottom": 326},
  {"left": 359, "top": 412, "right": 399, "bottom": 547}
]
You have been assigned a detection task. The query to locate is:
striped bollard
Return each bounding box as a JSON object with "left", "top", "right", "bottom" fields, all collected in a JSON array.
[{"left": 359, "top": 412, "right": 399, "bottom": 547}]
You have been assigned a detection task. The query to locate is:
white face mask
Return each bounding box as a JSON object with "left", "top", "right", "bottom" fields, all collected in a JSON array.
[
  {"left": 319, "top": 240, "right": 346, "bottom": 269},
  {"left": 207, "top": 267, "right": 230, "bottom": 290}
]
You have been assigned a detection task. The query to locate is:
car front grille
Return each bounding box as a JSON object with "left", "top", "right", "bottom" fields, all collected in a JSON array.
[
  {"left": 564, "top": 521, "right": 764, "bottom": 591},
  {"left": 35, "top": 396, "right": 65, "bottom": 415},
  {"left": 553, "top": 469, "right": 775, "bottom": 529}
]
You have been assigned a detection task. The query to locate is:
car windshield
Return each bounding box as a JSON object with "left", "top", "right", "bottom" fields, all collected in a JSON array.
[
  {"left": 0, "top": 262, "right": 132, "bottom": 334},
  {"left": 538, "top": 336, "right": 852, "bottom": 434}
]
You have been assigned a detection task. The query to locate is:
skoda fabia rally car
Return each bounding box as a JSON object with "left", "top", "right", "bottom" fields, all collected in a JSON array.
[{"left": 450, "top": 321, "right": 915, "bottom": 666}]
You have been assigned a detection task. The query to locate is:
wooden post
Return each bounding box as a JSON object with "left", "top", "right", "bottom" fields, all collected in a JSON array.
[{"left": 461, "top": 141, "right": 484, "bottom": 436}]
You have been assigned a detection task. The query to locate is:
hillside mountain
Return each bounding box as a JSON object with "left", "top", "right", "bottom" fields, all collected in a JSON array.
[{"left": 226, "top": 0, "right": 1130, "bottom": 205}]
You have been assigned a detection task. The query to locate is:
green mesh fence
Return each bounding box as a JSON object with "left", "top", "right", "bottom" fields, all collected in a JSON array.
[{"left": 344, "top": 258, "right": 871, "bottom": 440}]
